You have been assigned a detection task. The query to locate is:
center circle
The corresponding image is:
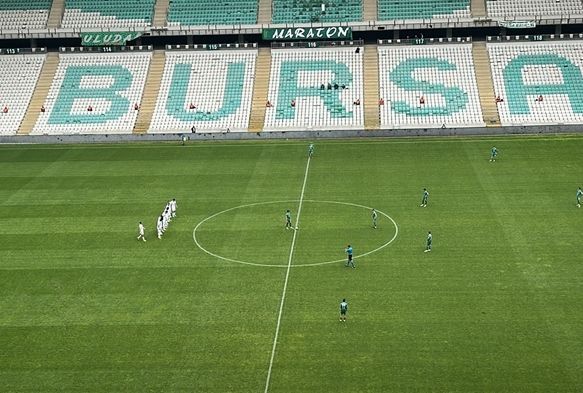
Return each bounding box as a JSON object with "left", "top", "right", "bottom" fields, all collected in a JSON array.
[{"left": 192, "top": 200, "right": 398, "bottom": 267}]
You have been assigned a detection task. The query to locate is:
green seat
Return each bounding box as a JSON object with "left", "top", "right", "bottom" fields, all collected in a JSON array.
[
  {"left": 378, "top": 0, "right": 469, "bottom": 20},
  {"left": 272, "top": 0, "right": 362, "bottom": 23},
  {"left": 167, "top": 0, "right": 257, "bottom": 25},
  {"left": 64, "top": 0, "right": 155, "bottom": 21}
]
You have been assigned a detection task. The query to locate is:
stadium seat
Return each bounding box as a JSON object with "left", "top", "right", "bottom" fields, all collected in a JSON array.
[
  {"left": 264, "top": 47, "right": 364, "bottom": 131},
  {"left": 32, "top": 52, "right": 152, "bottom": 135},
  {"left": 61, "top": 0, "right": 155, "bottom": 28},
  {"left": 0, "top": 0, "right": 52, "bottom": 29},
  {"left": 0, "top": 54, "right": 45, "bottom": 135},
  {"left": 167, "top": 0, "right": 258, "bottom": 26},
  {"left": 486, "top": 0, "right": 583, "bottom": 19},
  {"left": 149, "top": 50, "right": 257, "bottom": 133},
  {"left": 271, "top": 0, "right": 362, "bottom": 23},
  {"left": 378, "top": 0, "right": 470, "bottom": 20},
  {"left": 487, "top": 41, "right": 583, "bottom": 126},
  {"left": 378, "top": 44, "right": 484, "bottom": 128}
]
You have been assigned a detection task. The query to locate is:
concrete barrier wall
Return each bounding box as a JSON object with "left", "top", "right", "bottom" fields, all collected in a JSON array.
[{"left": 1, "top": 125, "right": 582, "bottom": 145}]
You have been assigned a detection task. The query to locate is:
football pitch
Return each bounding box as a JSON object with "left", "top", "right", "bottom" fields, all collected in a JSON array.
[{"left": 0, "top": 135, "right": 582, "bottom": 392}]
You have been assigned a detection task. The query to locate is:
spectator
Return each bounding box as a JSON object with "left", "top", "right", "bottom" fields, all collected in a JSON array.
[
  {"left": 353, "top": 98, "right": 360, "bottom": 105},
  {"left": 355, "top": 47, "right": 360, "bottom": 54},
  {"left": 379, "top": 98, "right": 385, "bottom": 106},
  {"left": 87, "top": 105, "right": 93, "bottom": 112},
  {"left": 2, "top": 106, "right": 7, "bottom": 113},
  {"left": 291, "top": 99, "right": 296, "bottom": 107},
  {"left": 327, "top": 83, "right": 332, "bottom": 90},
  {"left": 134, "top": 103, "right": 140, "bottom": 110},
  {"left": 341, "top": 84, "right": 346, "bottom": 89},
  {"left": 40, "top": 105, "right": 45, "bottom": 112},
  {"left": 495, "top": 95, "right": 503, "bottom": 103},
  {"left": 536, "top": 95, "right": 543, "bottom": 102},
  {"left": 266, "top": 100, "right": 273, "bottom": 107},
  {"left": 334, "top": 83, "right": 339, "bottom": 90},
  {"left": 189, "top": 102, "right": 196, "bottom": 109},
  {"left": 320, "top": 84, "right": 325, "bottom": 90},
  {"left": 419, "top": 96, "right": 425, "bottom": 105}
]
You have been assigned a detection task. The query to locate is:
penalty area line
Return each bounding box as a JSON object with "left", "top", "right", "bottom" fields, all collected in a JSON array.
[{"left": 263, "top": 154, "right": 311, "bottom": 393}]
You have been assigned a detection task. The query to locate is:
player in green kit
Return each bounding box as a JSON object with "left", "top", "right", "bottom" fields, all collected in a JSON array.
[
  {"left": 490, "top": 146, "right": 498, "bottom": 162},
  {"left": 339, "top": 299, "right": 348, "bottom": 322},
  {"left": 420, "top": 188, "right": 429, "bottom": 207},
  {"left": 371, "top": 209, "right": 378, "bottom": 229},
  {"left": 424, "top": 231, "right": 432, "bottom": 252},
  {"left": 577, "top": 187, "right": 582, "bottom": 208},
  {"left": 308, "top": 143, "right": 314, "bottom": 157},
  {"left": 285, "top": 209, "right": 294, "bottom": 229}
]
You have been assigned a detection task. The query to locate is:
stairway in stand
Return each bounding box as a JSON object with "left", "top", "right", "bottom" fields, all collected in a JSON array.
[
  {"left": 257, "top": 0, "right": 272, "bottom": 24},
  {"left": 153, "top": 0, "right": 170, "bottom": 26},
  {"left": 17, "top": 52, "right": 60, "bottom": 135},
  {"left": 363, "top": 44, "right": 380, "bottom": 130},
  {"left": 248, "top": 48, "right": 272, "bottom": 132},
  {"left": 472, "top": 41, "right": 501, "bottom": 126},
  {"left": 134, "top": 50, "right": 165, "bottom": 134},
  {"left": 363, "top": 0, "right": 378, "bottom": 21},
  {"left": 470, "top": 0, "right": 487, "bottom": 18},
  {"left": 47, "top": 0, "right": 65, "bottom": 28}
]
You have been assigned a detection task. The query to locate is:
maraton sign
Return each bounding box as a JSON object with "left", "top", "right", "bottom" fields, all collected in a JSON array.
[
  {"left": 81, "top": 32, "right": 142, "bottom": 46},
  {"left": 262, "top": 26, "right": 352, "bottom": 41},
  {"left": 497, "top": 20, "right": 536, "bottom": 29}
]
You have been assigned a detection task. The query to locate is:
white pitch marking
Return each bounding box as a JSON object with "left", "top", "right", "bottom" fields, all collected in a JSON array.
[
  {"left": 264, "top": 155, "right": 311, "bottom": 393},
  {"left": 192, "top": 200, "right": 399, "bottom": 267}
]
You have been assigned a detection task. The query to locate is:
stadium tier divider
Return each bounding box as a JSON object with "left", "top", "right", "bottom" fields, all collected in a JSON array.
[
  {"left": 487, "top": 33, "right": 583, "bottom": 42},
  {"left": 165, "top": 43, "right": 258, "bottom": 51},
  {"left": 270, "top": 40, "right": 363, "bottom": 49},
  {"left": 378, "top": 37, "right": 472, "bottom": 45},
  {"left": 0, "top": 47, "right": 47, "bottom": 55},
  {"left": 59, "top": 45, "right": 153, "bottom": 53}
]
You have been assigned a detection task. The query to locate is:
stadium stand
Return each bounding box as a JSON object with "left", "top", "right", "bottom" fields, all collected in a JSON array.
[
  {"left": 60, "top": 0, "right": 155, "bottom": 28},
  {"left": 378, "top": 44, "right": 484, "bottom": 129},
  {"left": 0, "top": 54, "right": 45, "bottom": 135},
  {"left": 487, "top": 40, "right": 583, "bottom": 126},
  {"left": 32, "top": 52, "right": 152, "bottom": 135},
  {"left": 264, "top": 47, "right": 364, "bottom": 131},
  {"left": 149, "top": 49, "right": 257, "bottom": 133},
  {"left": 272, "top": 0, "right": 362, "bottom": 23},
  {"left": 378, "top": 0, "right": 470, "bottom": 20},
  {"left": 167, "top": 0, "right": 258, "bottom": 26},
  {"left": 0, "top": 0, "right": 52, "bottom": 30},
  {"left": 486, "top": 0, "right": 583, "bottom": 19}
]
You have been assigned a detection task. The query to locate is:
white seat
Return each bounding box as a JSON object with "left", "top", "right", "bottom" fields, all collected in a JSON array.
[
  {"left": 378, "top": 44, "right": 484, "bottom": 129},
  {"left": 32, "top": 52, "right": 151, "bottom": 135}
]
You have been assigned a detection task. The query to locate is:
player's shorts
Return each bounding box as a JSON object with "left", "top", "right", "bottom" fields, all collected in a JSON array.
[
  {"left": 340, "top": 310, "right": 346, "bottom": 315},
  {"left": 348, "top": 255, "right": 353, "bottom": 261}
]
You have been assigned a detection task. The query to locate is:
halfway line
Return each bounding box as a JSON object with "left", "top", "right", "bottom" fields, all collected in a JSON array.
[{"left": 263, "top": 154, "right": 311, "bottom": 393}]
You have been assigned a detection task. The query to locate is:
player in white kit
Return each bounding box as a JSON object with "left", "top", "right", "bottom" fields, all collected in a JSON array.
[
  {"left": 137, "top": 222, "right": 146, "bottom": 242},
  {"left": 163, "top": 207, "right": 170, "bottom": 230},
  {"left": 157, "top": 215, "right": 164, "bottom": 239},
  {"left": 170, "top": 198, "right": 177, "bottom": 218}
]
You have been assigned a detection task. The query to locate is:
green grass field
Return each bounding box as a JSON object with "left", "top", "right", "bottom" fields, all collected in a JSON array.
[{"left": 0, "top": 136, "right": 582, "bottom": 392}]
